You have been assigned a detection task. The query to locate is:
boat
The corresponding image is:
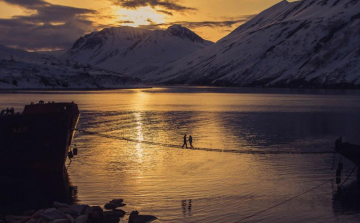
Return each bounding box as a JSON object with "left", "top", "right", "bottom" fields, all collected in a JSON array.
[
  {"left": 0, "top": 169, "right": 77, "bottom": 215},
  {"left": 335, "top": 137, "right": 360, "bottom": 166},
  {"left": 335, "top": 137, "right": 360, "bottom": 185},
  {"left": 0, "top": 101, "right": 80, "bottom": 172}
]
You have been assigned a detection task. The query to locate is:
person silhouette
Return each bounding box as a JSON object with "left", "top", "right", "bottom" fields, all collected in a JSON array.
[
  {"left": 189, "top": 135, "right": 194, "bottom": 149},
  {"left": 181, "top": 200, "right": 186, "bottom": 216},
  {"left": 182, "top": 134, "right": 188, "bottom": 148}
]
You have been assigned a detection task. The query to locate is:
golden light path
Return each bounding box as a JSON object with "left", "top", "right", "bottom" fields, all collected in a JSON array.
[
  {"left": 117, "top": 6, "right": 166, "bottom": 27},
  {"left": 134, "top": 91, "right": 148, "bottom": 163}
]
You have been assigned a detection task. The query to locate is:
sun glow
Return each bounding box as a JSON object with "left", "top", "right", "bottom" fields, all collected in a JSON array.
[{"left": 117, "top": 6, "right": 166, "bottom": 27}]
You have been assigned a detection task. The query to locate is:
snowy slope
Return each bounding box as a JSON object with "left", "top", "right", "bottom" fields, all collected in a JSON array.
[
  {"left": 65, "top": 26, "right": 151, "bottom": 65},
  {"left": 145, "top": 0, "right": 360, "bottom": 88},
  {"left": 0, "top": 45, "right": 141, "bottom": 89},
  {"left": 64, "top": 25, "right": 213, "bottom": 78}
]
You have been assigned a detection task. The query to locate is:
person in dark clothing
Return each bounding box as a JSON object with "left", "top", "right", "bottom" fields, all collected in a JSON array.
[
  {"left": 182, "top": 134, "right": 188, "bottom": 148},
  {"left": 189, "top": 135, "right": 194, "bottom": 149}
]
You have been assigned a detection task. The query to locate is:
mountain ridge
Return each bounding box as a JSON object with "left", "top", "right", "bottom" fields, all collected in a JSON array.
[
  {"left": 64, "top": 25, "right": 213, "bottom": 78},
  {"left": 144, "top": 0, "right": 360, "bottom": 88},
  {"left": 0, "top": 45, "right": 141, "bottom": 89}
]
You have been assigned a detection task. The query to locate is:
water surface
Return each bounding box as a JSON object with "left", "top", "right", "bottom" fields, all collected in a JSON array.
[{"left": 1, "top": 87, "right": 360, "bottom": 222}]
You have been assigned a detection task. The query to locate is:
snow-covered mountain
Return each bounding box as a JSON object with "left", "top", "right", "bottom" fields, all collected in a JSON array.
[
  {"left": 64, "top": 25, "right": 213, "bottom": 78},
  {"left": 145, "top": 0, "right": 360, "bottom": 88},
  {"left": 65, "top": 26, "right": 151, "bottom": 65},
  {"left": 0, "top": 45, "right": 141, "bottom": 89}
]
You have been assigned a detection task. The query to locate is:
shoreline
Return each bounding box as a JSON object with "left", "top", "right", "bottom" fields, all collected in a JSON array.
[
  {"left": 1, "top": 200, "right": 157, "bottom": 223},
  {"left": 1, "top": 84, "right": 360, "bottom": 92},
  {"left": 0, "top": 85, "right": 360, "bottom": 96},
  {"left": 0, "top": 86, "right": 153, "bottom": 94},
  {"left": 0, "top": 170, "right": 157, "bottom": 223}
]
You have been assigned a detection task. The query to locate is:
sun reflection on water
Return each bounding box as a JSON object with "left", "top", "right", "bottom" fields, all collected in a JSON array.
[
  {"left": 5, "top": 88, "right": 360, "bottom": 222},
  {"left": 135, "top": 112, "right": 143, "bottom": 161},
  {"left": 133, "top": 91, "right": 148, "bottom": 163}
]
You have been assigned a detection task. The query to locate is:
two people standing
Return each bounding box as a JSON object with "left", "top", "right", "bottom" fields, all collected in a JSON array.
[{"left": 182, "top": 134, "right": 194, "bottom": 149}]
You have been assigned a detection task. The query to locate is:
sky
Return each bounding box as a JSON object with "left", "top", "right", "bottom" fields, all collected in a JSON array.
[{"left": 0, "top": 0, "right": 291, "bottom": 51}]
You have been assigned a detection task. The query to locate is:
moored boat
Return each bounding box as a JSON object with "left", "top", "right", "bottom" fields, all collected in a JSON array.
[
  {"left": 0, "top": 101, "right": 80, "bottom": 172},
  {"left": 335, "top": 137, "right": 360, "bottom": 186},
  {"left": 335, "top": 137, "right": 360, "bottom": 165}
]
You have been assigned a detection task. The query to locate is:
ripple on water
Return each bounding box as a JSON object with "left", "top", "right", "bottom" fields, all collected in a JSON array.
[{"left": 1, "top": 87, "right": 360, "bottom": 222}]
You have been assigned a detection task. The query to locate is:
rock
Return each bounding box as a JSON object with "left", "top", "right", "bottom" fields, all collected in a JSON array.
[
  {"left": 103, "top": 203, "right": 116, "bottom": 210},
  {"left": 69, "top": 205, "right": 89, "bottom": 215},
  {"left": 35, "top": 219, "right": 43, "bottom": 223},
  {"left": 25, "top": 218, "right": 37, "bottom": 223},
  {"left": 104, "top": 202, "right": 126, "bottom": 210},
  {"left": 104, "top": 209, "right": 125, "bottom": 218},
  {"left": 88, "top": 206, "right": 104, "bottom": 223},
  {"left": 23, "top": 210, "right": 36, "bottom": 216},
  {"left": 31, "top": 209, "right": 45, "bottom": 219},
  {"left": 54, "top": 202, "right": 70, "bottom": 209},
  {"left": 40, "top": 208, "right": 65, "bottom": 221},
  {"left": 40, "top": 208, "right": 66, "bottom": 221},
  {"left": 35, "top": 218, "right": 47, "bottom": 223},
  {"left": 65, "top": 214, "right": 75, "bottom": 223},
  {"left": 104, "top": 199, "right": 126, "bottom": 210},
  {"left": 82, "top": 206, "right": 92, "bottom": 215},
  {"left": 58, "top": 207, "right": 78, "bottom": 216},
  {"left": 88, "top": 211, "right": 103, "bottom": 223},
  {"left": 5, "top": 215, "right": 30, "bottom": 223},
  {"left": 128, "top": 211, "right": 157, "bottom": 223},
  {"left": 91, "top": 206, "right": 103, "bottom": 213},
  {"left": 52, "top": 219, "right": 70, "bottom": 223},
  {"left": 112, "top": 209, "right": 126, "bottom": 218},
  {"left": 109, "top": 199, "right": 123, "bottom": 206},
  {"left": 75, "top": 215, "right": 88, "bottom": 223},
  {"left": 103, "top": 212, "right": 119, "bottom": 223}
]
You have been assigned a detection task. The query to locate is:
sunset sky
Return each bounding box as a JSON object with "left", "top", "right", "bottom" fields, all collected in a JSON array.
[{"left": 0, "top": 0, "right": 291, "bottom": 51}]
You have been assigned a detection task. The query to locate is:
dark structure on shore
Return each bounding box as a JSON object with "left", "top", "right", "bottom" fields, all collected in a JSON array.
[
  {"left": 0, "top": 101, "right": 79, "bottom": 172},
  {"left": 335, "top": 137, "right": 360, "bottom": 185}
]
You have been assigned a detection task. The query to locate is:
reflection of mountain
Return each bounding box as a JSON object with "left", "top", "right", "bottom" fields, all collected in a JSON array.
[
  {"left": 0, "top": 170, "right": 76, "bottom": 215},
  {"left": 217, "top": 112, "right": 360, "bottom": 152},
  {"left": 145, "top": 0, "right": 360, "bottom": 88},
  {"left": 64, "top": 25, "right": 213, "bottom": 78}
]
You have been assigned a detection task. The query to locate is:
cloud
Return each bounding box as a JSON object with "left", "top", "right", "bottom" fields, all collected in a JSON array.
[
  {"left": 0, "top": 0, "right": 255, "bottom": 50},
  {"left": 117, "top": 20, "right": 135, "bottom": 24},
  {"left": 0, "top": 0, "right": 97, "bottom": 50},
  {"left": 176, "top": 20, "right": 251, "bottom": 29},
  {"left": 139, "top": 15, "right": 255, "bottom": 30},
  {"left": 113, "top": 0, "right": 196, "bottom": 14},
  {"left": 156, "top": 9, "right": 173, "bottom": 16},
  {"left": 2, "top": 0, "right": 48, "bottom": 8}
]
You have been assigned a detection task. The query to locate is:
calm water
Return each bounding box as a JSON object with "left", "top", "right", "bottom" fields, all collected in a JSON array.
[{"left": 1, "top": 87, "right": 360, "bottom": 222}]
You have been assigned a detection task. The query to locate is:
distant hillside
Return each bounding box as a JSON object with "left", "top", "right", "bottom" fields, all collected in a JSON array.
[
  {"left": 0, "top": 45, "right": 141, "bottom": 89},
  {"left": 63, "top": 25, "right": 213, "bottom": 78},
  {"left": 144, "top": 0, "right": 360, "bottom": 88}
]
